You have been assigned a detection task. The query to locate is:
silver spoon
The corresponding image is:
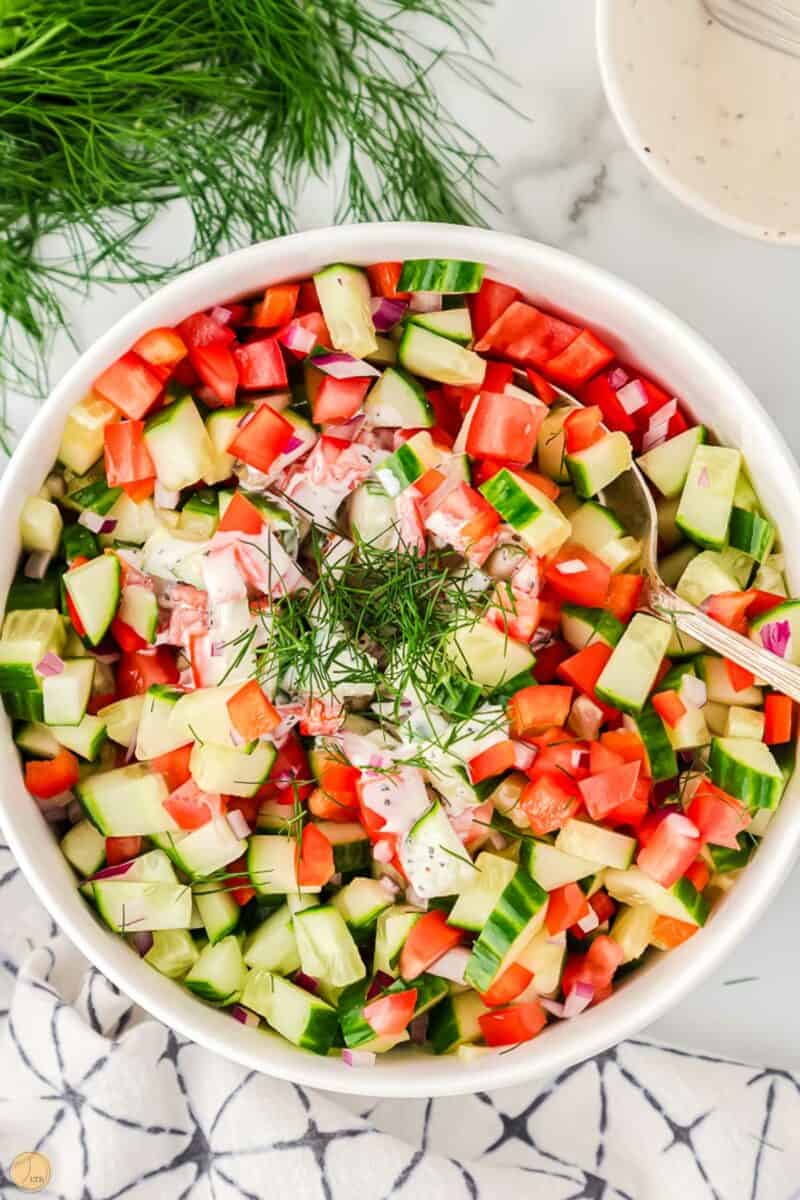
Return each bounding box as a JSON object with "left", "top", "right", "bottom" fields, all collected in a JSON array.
[{"left": 512, "top": 370, "right": 800, "bottom": 702}]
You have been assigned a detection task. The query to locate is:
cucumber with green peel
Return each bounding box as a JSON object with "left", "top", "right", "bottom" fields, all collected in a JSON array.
[
  {"left": 605, "top": 866, "right": 708, "bottom": 925},
  {"left": 145, "top": 395, "right": 215, "bottom": 491},
  {"left": 398, "top": 324, "right": 485, "bottom": 387},
  {"left": 246, "top": 834, "right": 321, "bottom": 897},
  {"left": 193, "top": 884, "right": 240, "bottom": 944},
  {"left": 98, "top": 695, "right": 145, "bottom": 747},
  {"left": 656, "top": 495, "right": 683, "bottom": 550},
  {"left": 50, "top": 714, "right": 108, "bottom": 761},
  {"left": 6, "top": 570, "right": 61, "bottom": 613},
  {"left": 20, "top": 496, "right": 63, "bottom": 554},
  {"left": 92, "top": 879, "right": 193, "bottom": 932},
  {"left": 749, "top": 600, "right": 800, "bottom": 664},
  {"left": 728, "top": 507, "right": 775, "bottom": 562},
  {"left": 537, "top": 406, "right": 571, "bottom": 483},
  {"left": 397, "top": 258, "right": 485, "bottom": 293},
  {"left": 339, "top": 974, "right": 449, "bottom": 1049},
  {"left": 697, "top": 656, "right": 763, "bottom": 706},
  {"left": 753, "top": 553, "right": 787, "bottom": 596},
  {"left": 0, "top": 608, "right": 66, "bottom": 693},
  {"left": 375, "top": 431, "right": 440, "bottom": 496},
  {"left": 595, "top": 614, "right": 672, "bottom": 715},
  {"left": 598, "top": 535, "right": 641, "bottom": 572},
  {"left": 145, "top": 929, "right": 200, "bottom": 979},
  {"left": 242, "top": 969, "right": 339, "bottom": 1054},
  {"left": 463, "top": 867, "right": 548, "bottom": 993},
  {"left": 60, "top": 819, "right": 106, "bottom": 877},
  {"left": 99, "top": 848, "right": 177, "bottom": 883},
  {"left": 68, "top": 476, "right": 123, "bottom": 515},
  {"left": 57, "top": 393, "right": 118, "bottom": 475},
  {"left": 365, "top": 336, "right": 397, "bottom": 367},
  {"left": 314, "top": 821, "right": 372, "bottom": 874},
  {"left": 665, "top": 626, "right": 705, "bottom": 659},
  {"left": 676, "top": 444, "right": 741, "bottom": 549},
  {"left": 4, "top": 691, "right": 45, "bottom": 721},
  {"left": 331, "top": 877, "right": 392, "bottom": 940},
  {"left": 61, "top": 523, "right": 100, "bottom": 565},
  {"left": 77, "top": 764, "right": 175, "bottom": 836},
  {"left": 637, "top": 426, "right": 707, "bottom": 498},
  {"left": 203, "top": 406, "right": 253, "bottom": 485},
  {"left": 703, "top": 701, "right": 729, "bottom": 736},
  {"left": 555, "top": 819, "right": 637, "bottom": 869},
  {"left": 243, "top": 903, "right": 305, "bottom": 973},
  {"left": 611, "top": 904, "right": 658, "bottom": 962},
  {"left": 255, "top": 799, "right": 299, "bottom": 834},
  {"left": 117, "top": 585, "right": 158, "bottom": 645},
  {"left": 373, "top": 906, "right": 422, "bottom": 977},
  {"left": 708, "top": 737, "right": 784, "bottom": 810},
  {"left": 185, "top": 934, "right": 247, "bottom": 1004},
  {"left": 566, "top": 431, "right": 633, "bottom": 499},
  {"left": 479, "top": 467, "right": 571, "bottom": 555},
  {"left": 161, "top": 817, "right": 247, "bottom": 880},
  {"left": 515, "top": 926, "right": 566, "bottom": 996},
  {"left": 447, "top": 852, "right": 517, "bottom": 932},
  {"left": 519, "top": 838, "right": 604, "bottom": 891},
  {"left": 724, "top": 706, "right": 765, "bottom": 740},
  {"left": 189, "top": 741, "right": 276, "bottom": 798},
  {"left": 292, "top": 904, "right": 366, "bottom": 988},
  {"left": 16, "top": 721, "right": 61, "bottom": 758},
  {"left": 444, "top": 618, "right": 535, "bottom": 690},
  {"left": 428, "top": 990, "right": 489, "bottom": 1054},
  {"left": 708, "top": 833, "right": 756, "bottom": 873},
  {"left": 568, "top": 501, "right": 624, "bottom": 554},
  {"left": 135, "top": 684, "right": 187, "bottom": 760},
  {"left": 560, "top": 604, "right": 624, "bottom": 651},
  {"left": 661, "top": 544, "right": 699, "bottom": 590},
  {"left": 104, "top": 493, "right": 157, "bottom": 546},
  {"left": 408, "top": 308, "right": 473, "bottom": 345},
  {"left": 64, "top": 554, "right": 121, "bottom": 645},
  {"left": 180, "top": 489, "right": 220, "bottom": 539},
  {"left": 362, "top": 367, "right": 434, "bottom": 428},
  {"left": 42, "top": 657, "right": 95, "bottom": 726},
  {"left": 313, "top": 264, "right": 377, "bottom": 360}
]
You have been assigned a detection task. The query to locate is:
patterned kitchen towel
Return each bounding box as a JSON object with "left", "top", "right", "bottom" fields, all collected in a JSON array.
[{"left": 1, "top": 836, "right": 798, "bottom": 1200}]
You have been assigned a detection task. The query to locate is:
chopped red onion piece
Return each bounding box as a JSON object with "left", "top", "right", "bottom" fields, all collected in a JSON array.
[
  {"left": 367, "top": 972, "right": 394, "bottom": 999},
  {"left": 540, "top": 997, "right": 566, "bottom": 1018},
  {"left": 557, "top": 559, "right": 587, "bottom": 575},
  {"left": 311, "top": 351, "right": 380, "bottom": 379},
  {"left": 293, "top": 971, "right": 319, "bottom": 995},
  {"left": 409, "top": 1014, "right": 429, "bottom": 1044},
  {"left": 650, "top": 398, "right": 678, "bottom": 427},
  {"left": 427, "top": 946, "right": 470, "bottom": 984},
  {"left": 132, "top": 931, "right": 154, "bottom": 957},
  {"left": 92, "top": 859, "right": 137, "bottom": 881},
  {"left": 760, "top": 618, "right": 791, "bottom": 658},
  {"left": 24, "top": 550, "right": 52, "bottom": 580},
  {"left": 36, "top": 652, "right": 64, "bottom": 677},
  {"left": 372, "top": 839, "right": 394, "bottom": 864},
  {"left": 342, "top": 1048, "right": 377, "bottom": 1068},
  {"left": 328, "top": 872, "right": 342, "bottom": 888},
  {"left": 563, "top": 982, "right": 595, "bottom": 1018},
  {"left": 571, "top": 748, "right": 590, "bottom": 769},
  {"left": 78, "top": 509, "right": 117, "bottom": 534},
  {"left": 211, "top": 305, "right": 234, "bottom": 326},
  {"left": 371, "top": 296, "right": 408, "bottom": 332},
  {"left": 577, "top": 907, "right": 600, "bottom": 934},
  {"left": 608, "top": 366, "right": 630, "bottom": 390},
  {"left": 408, "top": 291, "right": 442, "bottom": 313},
  {"left": 512, "top": 742, "right": 536, "bottom": 770},
  {"left": 641, "top": 425, "right": 669, "bottom": 453},
  {"left": 531, "top": 626, "right": 555, "bottom": 652},
  {"left": 681, "top": 675, "right": 707, "bottom": 708},
  {"left": 155, "top": 482, "right": 181, "bottom": 510},
  {"left": 230, "top": 1004, "right": 260, "bottom": 1027},
  {"left": 488, "top": 831, "right": 507, "bottom": 851},
  {"left": 617, "top": 379, "right": 648, "bottom": 415},
  {"left": 227, "top": 809, "right": 251, "bottom": 839},
  {"left": 279, "top": 320, "right": 318, "bottom": 356},
  {"left": 378, "top": 875, "right": 400, "bottom": 898}
]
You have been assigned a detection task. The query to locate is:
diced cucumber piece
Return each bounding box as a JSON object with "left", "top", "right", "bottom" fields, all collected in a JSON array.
[
  {"left": 20, "top": 496, "right": 63, "bottom": 554},
  {"left": 185, "top": 935, "right": 247, "bottom": 1004},
  {"left": 293, "top": 904, "right": 366, "bottom": 988},
  {"left": 61, "top": 523, "right": 100, "bottom": 565},
  {"left": 661, "top": 544, "right": 699, "bottom": 590},
  {"left": 339, "top": 974, "right": 447, "bottom": 1048},
  {"left": 135, "top": 684, "right": 187, "bottom": 760},
  {"left": 243, "top": 903, "right": 303, "bottom": 973},
  {"left": 314, "top": 264, "right": 377, "bottom": 359},
  {"left": 145, "top": 930, "right": 200, "bottom": 979},
  {"left": 164, "top": 817, "right": 247, "bottom": 880},
  {"left": 375, "top": 430, "right": 440, "bottom": 497},
  {"left": 193, "top": 885, "right": 240, "bottom": 944},
  {"left": 447, "top": 852, "right": 517, "bottom": 931},
  {"left": 397, "top": 259, "right": 485, "bottom": 293},
  {"left": 605, "top": 866, "right": 708, "bottom": 925},
  {"left": 625, "top": 706, "right": 678, "bottom": 781},
  {"left": 168, "top": 682, "right": 242, "bottom": 748},
  {"left": 428, "top": 990, "right": 489, "bottom": 1054},
  {"left": 750, "top": 600, "right": 800, "bottom": 665},
  {"left": 566, "top": 431, "right": 633, "bottom": 499},
  {"left": 463, "top": 868, "right": 548, "bottom": 992},
  {"left": 203, "top": 406, "right": 252, "bottom": 485},
  {"left": 117, "top": 585, "right": 158, "bottom": 646},
  {"left": 16, "top": 721, "right": 61, "bottom": 758},
  {"left": 373, "top": 905, "right": 422, "bottom": 978},
  {"left": 6, "top": 570, "right": 61, "bottom": 613},
  {"left": 398, "top": 324, "right": 485, "bottom": 387},
  {"left": 408, "top": 308, "right": 472, "bottom": 345},
  {"left": 347, "top": 481, "right": 399, "bottom": 552},
  {"left": 665, "top": 626, "right": 704, "bottom": 659},
  {"left": 50, "top": 713, "right": 107, "bottom": 761},
  {"left": 314, "top": 821, "right": 372, "bottom": 874},
  {"left": 708, "top": 833, "right": 756, "bottom": 874},
  {"left": 480, "top": 468, "right": 571, "bottom": 555},
  {"left": 242, "top": 969, "right": 338, "bottom": 1054},
  {"left": 144, "top": 395, "right": 215, "bottom": 491},
  {"left": 0, "top": 608, "right": 66, "bottom": 693},
  {"left": 92, "top": 880, "right": 193, "bottom": 932},
  {"left": 515, "top": 926, "right": 566, "bottom": 996},
  {"left": 331, "top": 878, "right": 392, "bottom": 941},
  {"left": 728, "top": 507, "right": 775, "bottom": 563},
  {"left": 246, "top": 835, "right": 321, "bottom": 897},
  {"left": 704, "top": 701, "right": 730, "bottom": 736},
  {"left": 569, "top": 500, "right": 623, "bottom": 551},
  {"left": 754, "top": 553, "right": 787, "bottom": 597},
  {"left": 560, "top": 604, "right": 624, "bottom": 651},
  {"left": 698, "top": 656, "right": 763, "bottom": 706},
  {"left": 98, "top": 695, "right": 144, "bottom": 747},
  {"left": 64, "top": 555, "right": 121, "bottom": 645},
  {"left": 42, "top": 658, "right": 95, "bottom": 726},
  {"left": 4, "top": 690, "right": 44, "bottom": 722},
  {"left": 366, "top": 336, "right": 397, "bottom": 367},
  {"left": 60, "top": 819, "right": 106, "bottom": 877},
  {"left": 676, "top": 444, "right": 741, "bottom": 550},
  {"left": 399, "top": 799, "right": 476, "bottom": 899},
  {"left": 637, "top": 426, "right": 707, "bottom": 498},
  {"left": 595, "top": 614, "right": 672, "bottom": 715},
  {"left": 189, "top": 741, "right": 276, "bottom": 798},
  {"left": 105, "top": 493, "right": 157, "bottom": 546},
  {"left": 664, "top": 703, "right": 711, "bottom": 752},
  {"left": 556, "top": 819, "right": 636, "bottom": 869},
  {"left": 537, "top": 406, "right": 571, "bottom": 483},
  {"left": 363, "top": 367, "right": 434, "bottom": 428},
  {"left": 708, "top": 737, "right": 784, "bottom": 811},
  {"left": 724, "top": 706, "right": 765, "bottom": 740},
  {"left": 519, "top": 838, "right": 604, "bottom": 891},
  {"left": 444, "top": 618, "right": 535, "bottom": 689},
  {"left": 611, "top": 904, "right": 658, "bottom": 962},
  {"left": 77, "top": 764, "right": 174, "bottom": 836},
  {"left": 180, "top": 489, "right": 220, "bottom": 539},
  {"left": 58, "top": 393, "right": 118, "bottom": 475},
  {"left": 68, "top": 476, "right": 122, "bottom": 515}
]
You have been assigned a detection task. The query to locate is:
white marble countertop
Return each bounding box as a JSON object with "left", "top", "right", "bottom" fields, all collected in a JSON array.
[{"left": 6, "top": 0, "right": 799, "bottom": 1068}]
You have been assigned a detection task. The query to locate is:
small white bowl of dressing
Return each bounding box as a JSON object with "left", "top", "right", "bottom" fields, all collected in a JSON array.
[{"left": 597, "top": 0, "right": 800, "bottom": 243}]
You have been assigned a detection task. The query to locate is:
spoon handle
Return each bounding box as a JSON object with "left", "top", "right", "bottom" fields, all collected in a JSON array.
[{"left": 649, "top": 585, "right": 800, "bottom": 703}]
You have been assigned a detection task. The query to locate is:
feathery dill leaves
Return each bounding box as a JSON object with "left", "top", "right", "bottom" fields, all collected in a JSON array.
[{"left": 0, "top": 0, "right": 505, "bottom": 431}]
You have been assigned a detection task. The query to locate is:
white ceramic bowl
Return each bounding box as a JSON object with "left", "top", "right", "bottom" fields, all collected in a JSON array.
[{"left": 1, "top": 222, "right": 799, "bottom": 1098}]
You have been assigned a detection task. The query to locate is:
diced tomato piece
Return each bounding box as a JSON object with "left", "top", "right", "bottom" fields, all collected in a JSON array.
[
  {"left": 151, "top": 743, "right": 193, "bottom": 792},
  {"left": 465, "top": 391, "right": 544, "bottom": 464},
  {"left": 226, "top": 680, "right": 280, "bottom": 741},
  {"left": 220, "top": 853, "right": 254, "bottom": 907},
  {"left": 747, "top": 590, "right": 787, "bottom": 620},
  {"left": 414, "top": 467, "right": 446, "bottom": 499},
  {"left": 600, "top": 729, "right": 648, "bottom": 771},
  {"left": 764, "top": 693, "right": 793, "bottom": 744},
  {"left": 256, "top": 732, "right": 313, "bottom": 804},
  {"left": 589, "top": 741, "right": 624, "bottom": 773},
  {"left": 508, "top": 684, "right": 573, "bottom": 737},
  {"left": 217, "top": 491, "right": 265, "bottom": 535},
  {"left": 603, "top": 775, "right": 651, "bottom": 829},
  {"left": 544, "top": 330, "right": 615, "bottom": 387},
  {"left": 469, "top": 277, "right": 519, "bottom": 340},
  {"left": 132, "top": 327, "right": 187, "bottom": 369},
  {"left": 307, "top": 372, "right": 371, "bottom": 425},
  {"left": 479, "top": 962, "right": 534, "bottom": 1007},
  {"left": 87, "top": 692, "right": 115, "bottom": 716},
  {"left": 651, "top": 914, "right": 698, "bottom": 949},
  {"left": 296, "top": 823, "right": 335, "bottom": 888},
  {"left": 529, "top": 728, "right": 589, "bottom": 781},
  {"left": 520, "top": 772, "right": 581, "bottom": 836},
  {"left": 686, "top": 779, "right": 750, "bottom": 848},
  {"left": 233, "top": 337, "right": 288, "bottom": 391},
  {"left": 164, "top": 779, "right": 215, "bottom": 831},
  {"left": 475, "top": 301, "right": 579, "bottom": 367},
  {"left": 487, "top": 585, "right": 542, "bottom": 643},
  {"left": 580, "top": 370, "right": 636, "bottom": 434},
  {"left": 524, "top": 367, "right": 557, "bottom": 406},
  {"left": 561, "top": 934, "right": 624, "bottom": 997},
  {"left": 579, "top": 760, "right": 641, "bottom": 821},
  {"left": 589, "top": 890, "right": 616, "bottom": 925},
  {"left": 363, "top": 988, "right": 418, "bottom": 1036},
  {"left": 564, "top": 406, "right": 604, "bottom": 453},
  {"left": 637, "top": 812, "right": 702, "bottom": 887},
  {"left": 105, "top": 836, "right": 143, "bottom": 866},
  {"left": 227, "top": 403, "right": 294, "bottom": 474},
  {"left": 468, "top": 739, "right": 517, "bottom": 784},
  {"left": 116, "top": 647, "right": 179, "bottom": 698},
  {"left": 533, "top": 639, "right": 572, "bottom": 683},
  {"left": 25, "top": 748, "right": 80, "bottom": 799},
  {"left": 725, "top": 658, "right": 755, "bottom": 693},
  {"left": 366, "top": 262, "right": 410, "bottom": 300},
  {"left": 122, "top": 478, "right": 155, "bottom": 502},
  {"left": 178, "top": 311, "right": 236, "bottom": 349},
  {"left": 705, "top": 590, "right": 755, "bottom": 634},
  {"left": 685, "top": 859, "right": 710, "bottom": 892},
  {"left": 557, "top": 643, "right": 613, "bottom": 703},
  {"left": 483, "top": 361, "right": 515, "bottom": 393},
  {"left": 651, "top": 690, "right": 686, "bottom": 728},
  {"left": 545, "top": 546, "right": 611, "bottom": 607},
  {"left": 295, "top": 280, "right": 321, "bottom": 312},
  {"left": 433, "top": 481, "right": 500, "bottom": 544},
  {"left": 253, "top": 284, "right": 300, "bottom": 329},
  {"left": 606, "top": 574, "right": 644, "bottom": 623},
  {"left": 94, "top": 352, "right": 164, "bottom": 420},
  {"left": 110, "top": 615, "right": 148, "bottom": 652},
  {"left": 546, "top": 882, "right": 590, "bottom": 935},
  {"left": 479, "top": 1000, "right": 547, "bottom": 1046},
  {"left": 307, "top": 787, "right": 359, "bottom": 822},
  {"left": 189, "top": 342, "right": 239, "bottom": 406},
  {"left": 399, "top": 910, "right": 463, "bottom": 980}
]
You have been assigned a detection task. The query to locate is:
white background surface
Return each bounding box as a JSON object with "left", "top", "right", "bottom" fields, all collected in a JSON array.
[{"left": 7, "top": 0, "right": 799, "bottom": 1066}]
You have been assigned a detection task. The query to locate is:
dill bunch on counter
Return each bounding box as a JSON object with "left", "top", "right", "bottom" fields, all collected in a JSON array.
[{"left": 0, "top": 0, "right": 498, "bottom": 424}]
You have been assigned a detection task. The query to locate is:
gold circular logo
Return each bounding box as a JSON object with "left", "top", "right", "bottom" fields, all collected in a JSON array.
[{"left": 9, "top": 1152, "right": 51, "bottom": 1192}]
